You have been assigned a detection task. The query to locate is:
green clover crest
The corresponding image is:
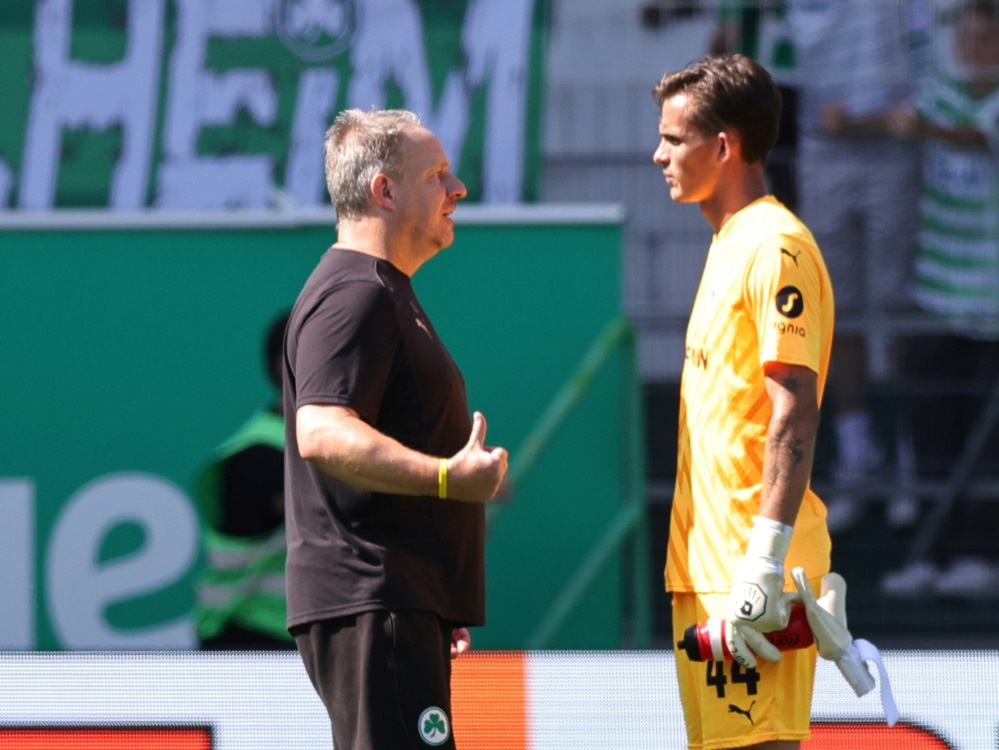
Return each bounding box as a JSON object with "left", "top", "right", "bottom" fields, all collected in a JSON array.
[{"left": 424, "top": 712, "right": 446, "bottom": 736}]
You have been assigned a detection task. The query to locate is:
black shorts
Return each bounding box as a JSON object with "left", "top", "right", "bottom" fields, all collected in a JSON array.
[{"left": 293, "top": 610, "right": 455, "bottom": 750}]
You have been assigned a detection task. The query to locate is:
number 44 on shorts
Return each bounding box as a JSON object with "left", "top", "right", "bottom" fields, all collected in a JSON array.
[{"left": 707, "top": 660, "right": 761, "bottom": 698}]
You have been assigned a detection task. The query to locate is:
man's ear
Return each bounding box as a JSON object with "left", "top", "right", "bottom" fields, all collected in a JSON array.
[
  {"left": 717, "top": 131, "right": 731, "bottom": 162},
  {"left": 371, "top": 173, "right": 395, "bottom": 210},
  {"left": 717, "top": 130, "right": 742, "bottom": 163}
]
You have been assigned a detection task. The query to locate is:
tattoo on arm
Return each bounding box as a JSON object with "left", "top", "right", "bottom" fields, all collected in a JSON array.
[
  {"left": 767, "top": 432, "right": 806, "bottom": 470},
  {"left": 765, "top": 432, "right": 807, "bottom": 486},
  {"left": 761, "top": 363, "right": 820, "bottom": 519}
]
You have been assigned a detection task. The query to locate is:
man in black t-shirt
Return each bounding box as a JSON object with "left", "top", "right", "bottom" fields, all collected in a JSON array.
[{"left": 283, "top": 108, "right": 508, "bottom": 750}]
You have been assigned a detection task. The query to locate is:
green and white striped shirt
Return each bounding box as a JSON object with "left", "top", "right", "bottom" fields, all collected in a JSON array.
[{"left": 913, "top": 75, "right": 999, "bottom": 338}]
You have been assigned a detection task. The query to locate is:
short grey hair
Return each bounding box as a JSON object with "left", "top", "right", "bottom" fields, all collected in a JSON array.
[{"left": 324, "top": 108, "right": 422, "bottom": 221}]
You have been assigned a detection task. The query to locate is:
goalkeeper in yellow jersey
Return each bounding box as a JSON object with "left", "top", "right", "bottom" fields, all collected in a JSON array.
[{"left": 652, "top": 54, "right": 834, "bottom": 750}]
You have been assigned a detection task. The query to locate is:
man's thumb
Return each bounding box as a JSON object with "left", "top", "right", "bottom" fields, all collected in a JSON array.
[{"left": 467, "top": 411, "right": 487, "bottom": 449}]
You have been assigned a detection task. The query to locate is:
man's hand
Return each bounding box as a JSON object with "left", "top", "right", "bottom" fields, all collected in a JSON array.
[
  {"left": 446, "top": 412, "right": 509, "bottom": 503},
  {"left": 451, "top": 627, "right": 471, "bottom": 659},
  {"left": 725, "top": 516, "right": 796, "bottom": 669}
]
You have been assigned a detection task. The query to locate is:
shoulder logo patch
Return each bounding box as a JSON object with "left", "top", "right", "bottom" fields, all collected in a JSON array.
[{"left": 775, "top": 286, "right": 804, "bottom": 318}]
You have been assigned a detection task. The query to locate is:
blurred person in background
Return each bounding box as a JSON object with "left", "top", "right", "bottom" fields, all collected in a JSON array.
[
  {"left": 708, "top": 0, "right": 800, "bottom": 210},
  {"left": 654, "top": 54, "right": 834, "bottom": 749},
  {"left": 875, "top": 0, "right": 999, "bottom": 597},
  {"left": 785, "top": 0, "right": 932, "bottom": 534},
  {"left": 284, "top": 108, "right": 508, "bottom": 750},
  {"left": 194, "top": 310, "right": 295, "bottom": 650}
]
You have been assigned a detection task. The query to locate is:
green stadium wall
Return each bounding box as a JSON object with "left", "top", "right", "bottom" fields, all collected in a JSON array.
[{"left": 0, "top": 205, "right": 632, "bottom": 651}]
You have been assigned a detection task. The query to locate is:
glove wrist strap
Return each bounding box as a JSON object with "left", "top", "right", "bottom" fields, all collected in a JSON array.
[{"left": 747, "top": 515, "right": 793, "bottom": 563}]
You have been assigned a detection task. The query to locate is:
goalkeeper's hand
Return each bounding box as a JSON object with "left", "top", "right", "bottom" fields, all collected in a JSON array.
[{"left": 725, "top": 515, "right": 796, "bottom": 669}]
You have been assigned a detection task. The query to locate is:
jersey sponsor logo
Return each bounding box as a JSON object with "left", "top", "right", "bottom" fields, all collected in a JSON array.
[
  {"left": 780, "top": 247, "right": 801, "bottom": 266},
  {"left": 775, "top": 286, "right": 804, "bottom": 319},
  {"left": 411, "top": 301, "right": 434, "bottom": 338},
  {"left": 772, "top": 320, "right": 806, "bottom": 338},
  {"left": 685, "top": 345, "right": 708, "bottom": 370},
  {"left": 418, "top": 706, "right": 451, "bottom": 746},
  {"left": 728, "top": 700, "right": 756, "bottom": 725}
]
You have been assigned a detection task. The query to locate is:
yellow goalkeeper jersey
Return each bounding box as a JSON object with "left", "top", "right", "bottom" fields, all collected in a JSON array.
[{"left": 666, "top": 196, "right": 834, "bottom": 594}]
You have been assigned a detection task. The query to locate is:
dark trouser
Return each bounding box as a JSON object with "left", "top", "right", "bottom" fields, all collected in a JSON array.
[{"left": 293, "top": 610, "right": 455, "bottom": 750}]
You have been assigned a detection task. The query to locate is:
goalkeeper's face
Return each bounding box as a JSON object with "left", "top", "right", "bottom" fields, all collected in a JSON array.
[{"left": 653, "top": 94, "right": 723, "bottom": 206}]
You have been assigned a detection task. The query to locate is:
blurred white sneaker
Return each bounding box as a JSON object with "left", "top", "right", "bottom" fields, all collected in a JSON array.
[
  {"left": 880, "top": 561, "right": 940, "bottom": 598},
  {"left": 934, "top": 558, "right": 999, "bottom": 598}
]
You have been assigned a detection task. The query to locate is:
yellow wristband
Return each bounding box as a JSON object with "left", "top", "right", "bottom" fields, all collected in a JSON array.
[{"left": 438, "top": 457, "right": 448, "bottom": 499}]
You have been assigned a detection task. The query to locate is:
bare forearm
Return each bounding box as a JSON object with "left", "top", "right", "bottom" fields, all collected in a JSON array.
[
  {"left": 760, "top": 364, "right": 821, "bottom": 526},
  {"left": 296, "top": 404, "right": 508, "bottom": 503},
  {"left": 298, "top": 408, "right": 438, "bottom": 496},
  {"left": 828, "top": 104, "right": 989, "bottom": 150},
  {"left": 761, "top": 410, "right": 817, "bottom": 525}
]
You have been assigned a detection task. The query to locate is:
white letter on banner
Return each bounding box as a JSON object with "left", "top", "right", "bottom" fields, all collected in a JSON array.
[
  {"left": 0, "top": 479, "right": 35, "bottom": 649},
  {"left": 347, "top": 0, "right": 470, "bottom": 173},
  {"left": 157, "top": 0, "right": 275, "bottom": 208},
  {"left": 47, "top": 472, "right": 199, "bottom": 649},
  {"left": 19, "top": 0, "right": 164, "bottom": 209},
  {"left": 348, "top": 0, "right": 433, "bottom": 114},
  {"left": 284, "top": 69, "right": 339, "bottom": 207},
  {"left": 346, "top": 0, "right": 536, "bottom": 202},
  {"left": 462, "top": 0, "right": 535, "bottom": 202}
]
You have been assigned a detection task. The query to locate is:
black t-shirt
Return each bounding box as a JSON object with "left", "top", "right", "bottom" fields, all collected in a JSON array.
[{"left": 283, "top": 247, "right": 484, "bottom": 629}]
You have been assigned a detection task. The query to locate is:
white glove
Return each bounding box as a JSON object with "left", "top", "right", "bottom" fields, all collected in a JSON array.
[
  {"left": 790, "top": 567, "right": 878, "bottom": 698},
  {"left": 725, "top": 516, "right": 796, "bottom": 669}
]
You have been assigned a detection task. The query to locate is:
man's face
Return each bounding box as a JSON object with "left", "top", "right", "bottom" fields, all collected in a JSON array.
[
  {"left": 393, "top": 126, "right": 467, "bottom": 253},
  {"left": 652, "top": 93, "right": 721, "bottom": 205}
]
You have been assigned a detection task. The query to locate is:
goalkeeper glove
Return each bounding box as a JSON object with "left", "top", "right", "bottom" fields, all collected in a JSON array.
[
  {"left": 724, "top": 515, "right": 796, "bottom": 669},
  {"left": 790, "top": 567, "right": 876, "bottom": 697}
]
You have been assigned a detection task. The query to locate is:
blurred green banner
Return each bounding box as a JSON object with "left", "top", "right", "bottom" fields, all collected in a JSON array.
[{"left": 0, "top": 0, "right": 546, "bottom": 209}]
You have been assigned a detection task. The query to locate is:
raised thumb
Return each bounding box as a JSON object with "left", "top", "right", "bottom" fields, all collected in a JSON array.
[{"left": 467, "top": 411, "right": 487, "bottom": 449}]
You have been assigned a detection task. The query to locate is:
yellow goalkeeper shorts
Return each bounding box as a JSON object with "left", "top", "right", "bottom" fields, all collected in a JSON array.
[{"left": 672, "top": 590, "right": 818, "bottom": 750}]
